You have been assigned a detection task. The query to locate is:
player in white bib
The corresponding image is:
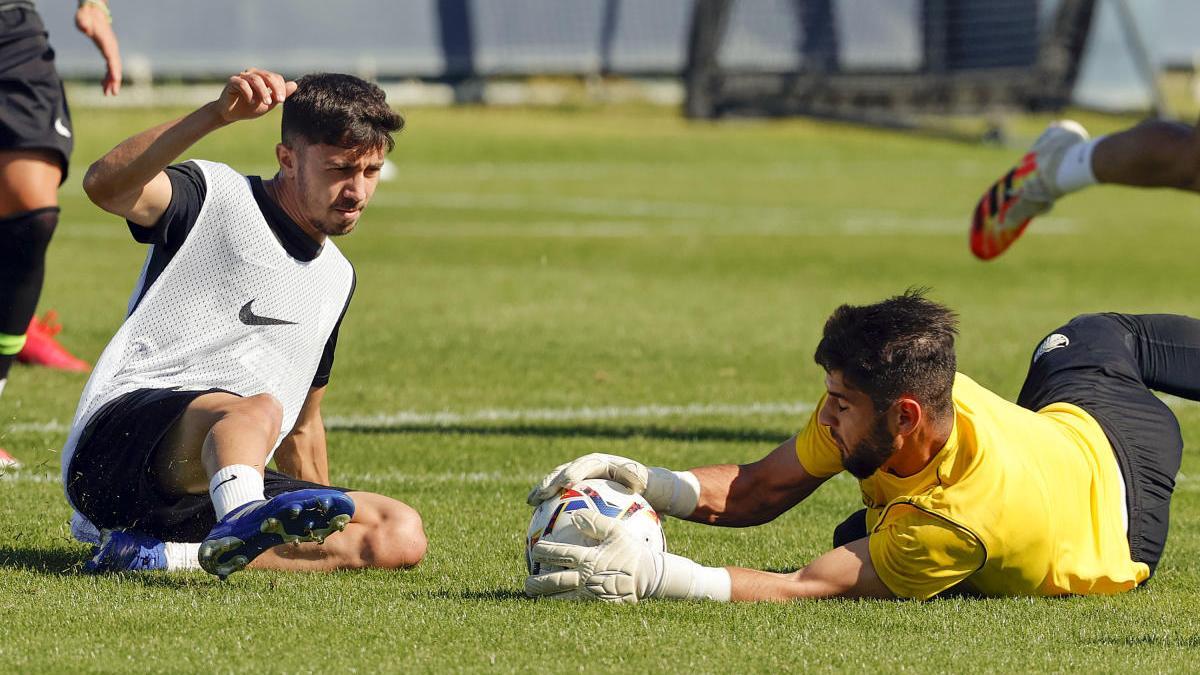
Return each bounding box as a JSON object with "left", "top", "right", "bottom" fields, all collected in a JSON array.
[{"left": 65, "top": 68, "right": 426, "bottom": 579}]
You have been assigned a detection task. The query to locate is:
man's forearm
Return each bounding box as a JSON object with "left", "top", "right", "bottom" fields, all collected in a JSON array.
[
  {"left": 728, "top": 540, "right": 895, "bottom": 601},
  {"left": 274, "top": 427, "right": 330, "bottom": 484},
  {"left": 83, "top": 101, "right": 227, "bottom": 209},
  {"left": 686, "top": 463, "right": 813, "bottom": 527}
]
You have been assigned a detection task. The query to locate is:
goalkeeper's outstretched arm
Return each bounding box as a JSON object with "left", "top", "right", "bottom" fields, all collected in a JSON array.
[
  {"left": 727, "top": 539, "right": 894, "bottom": 600},
  {"left": 527, "top": 436, "right": 827, "bottom": 525},
  {"left": 686, "top": 434, "right": 827, "bottom": 527}
]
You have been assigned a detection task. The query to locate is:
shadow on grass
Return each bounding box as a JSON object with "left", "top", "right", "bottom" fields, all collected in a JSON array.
[
  {"left": 457, "top": 588, "right": 529, "bottom": 601},
  {"left": 0, "top": 545, "right": 207, "bottom": 588},
  {"left": 1081, "top": 635, "right": 1200, "bottom": 648},
  {"left": 333, "top": 422, "right": 792, "bottom": 444},
  {"left": 0, "top": 545, "right": 87, "bottom": 575},
  {"left": 412, "top": 588, "right": 528, "bottom": 601}
]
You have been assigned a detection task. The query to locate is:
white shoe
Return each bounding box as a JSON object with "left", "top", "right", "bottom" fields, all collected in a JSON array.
[{"left": 971, "top": 120, "right": 1089, "bottom": 260}]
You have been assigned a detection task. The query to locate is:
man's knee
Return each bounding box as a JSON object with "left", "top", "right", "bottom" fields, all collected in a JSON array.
[
  {"left": 352, "top": 494, "right": 427, "bottom": 569},
  {"left": 225, "top": 393, "right": 285, "bottom": 436}
]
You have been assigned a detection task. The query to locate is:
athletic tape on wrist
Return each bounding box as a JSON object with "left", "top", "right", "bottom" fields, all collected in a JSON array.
[{"left": 646, "top": 467, "right": 701, "bottom": 518}]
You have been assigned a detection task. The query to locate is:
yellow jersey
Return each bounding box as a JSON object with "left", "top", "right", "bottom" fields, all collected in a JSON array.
[{"left": 795, "top": 373, "right": 1149, "bottom": 599}]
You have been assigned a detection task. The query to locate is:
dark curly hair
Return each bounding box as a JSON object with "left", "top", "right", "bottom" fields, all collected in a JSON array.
[
  {"left": 282, "top": 73, "right": 404, "bottom": 154},
  {"left": 813, "top": 288, "right": 958, "bottom": 418}
]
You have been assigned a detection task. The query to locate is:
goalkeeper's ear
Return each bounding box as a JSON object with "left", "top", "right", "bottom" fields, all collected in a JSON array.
[{"left": 571, "top": 510, "right": 621, "bottom": 542}]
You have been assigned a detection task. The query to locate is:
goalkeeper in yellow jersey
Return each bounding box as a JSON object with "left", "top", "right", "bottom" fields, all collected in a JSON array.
[{"left": 525, "top": 290, "right": 1193, "bottom": 602}]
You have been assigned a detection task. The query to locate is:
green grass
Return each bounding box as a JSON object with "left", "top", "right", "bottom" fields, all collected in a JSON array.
[{"left": 4, "top": 102, "right": 1200, "bottom": 672}]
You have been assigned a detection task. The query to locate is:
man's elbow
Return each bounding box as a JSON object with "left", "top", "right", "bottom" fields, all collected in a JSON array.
[{"left": 82, "top": 163, "right": 116, "bottom": 210}]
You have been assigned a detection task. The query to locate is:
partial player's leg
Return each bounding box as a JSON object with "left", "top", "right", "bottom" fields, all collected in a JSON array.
[
  {"left": 68, "top": 388, "right": 359, "bottom": 578},
  {"left": 86, "top": 471, "right": 426, "bottom": 573},
  {"left": 0, "top": 151, "right": 63, "bottom": 467},
  {"left": 249, "top": 491, "right": 426, "bottom": 572},
  {"left": 151, "top": 390, "right": 287, "bottom": 497},
  {"left": 1091, "top": 119, "right": 1200, "bottom": 191},
  {"left": 1109, "top": 313, "right": 1200, "bottom": 399},
  {"left": 970, "top": 121, "right": 1088, "bottom": 260},
  {"left": 149, "top": 391, "right": 362, "bottom": 578},
  {"left": 90, "top": 491, "right": 426, "bottom": 573},
  {"left": 0, "top": 152, "right": 60, "bottom": 387},
  {"left": 971, "top": 116, "right": 1200, "bottom": 260}
]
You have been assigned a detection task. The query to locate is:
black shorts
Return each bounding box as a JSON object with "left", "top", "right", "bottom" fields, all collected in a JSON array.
[
  {"left": 1017, "top": 313, "right": 1183, "bottom": 575},
  {"left": 65, "top": 388, "right": 354, "bottom": 542},
  {"left": 0, "top": 4, "right": 72, "bottom": 179}
]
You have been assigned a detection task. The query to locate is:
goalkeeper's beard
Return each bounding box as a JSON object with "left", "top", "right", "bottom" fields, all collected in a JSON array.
[{"left": 842, "top": 413, "right": 898, "bottom": 480}]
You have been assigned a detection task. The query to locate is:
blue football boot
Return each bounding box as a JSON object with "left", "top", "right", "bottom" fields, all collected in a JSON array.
[
  {"left": 85, "top": 529, "right": 168, "bottom": 573},
  {"left": 198, "top": 489, "right": 355, "bottom": 580}
]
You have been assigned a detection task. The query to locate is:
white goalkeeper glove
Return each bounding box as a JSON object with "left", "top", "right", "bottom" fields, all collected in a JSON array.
[
  {"left": 524, "top": 510, "right": 731, "bottom": 603},
  {"left": 525, "top": 453, "right": 701, "bottom": 518}
]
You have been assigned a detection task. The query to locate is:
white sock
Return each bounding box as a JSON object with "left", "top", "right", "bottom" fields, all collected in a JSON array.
[
  {"left": 165, "top": 542, "right": 201, "bottom": 571},
  {"left": 1055, "top": 136, "right": 1104, "bottom": 193},
  {"left": 0, "top": 378, "right": 7, "bottom": 398},
  {"left": 208, "top": 464, "right": 265, "bottom": 519}
]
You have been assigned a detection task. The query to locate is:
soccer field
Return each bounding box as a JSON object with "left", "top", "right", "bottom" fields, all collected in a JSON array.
[{"left": 4, "top": 103, "right": 1200, "bottom": 672}]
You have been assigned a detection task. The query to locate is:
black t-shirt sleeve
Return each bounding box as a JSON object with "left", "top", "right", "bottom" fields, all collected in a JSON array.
[
  {"left": 126, "top": 162, "right": 207, "bottom": 252},
  {"left": 312, "top": 270, "right": 356, "bottom": 388}
]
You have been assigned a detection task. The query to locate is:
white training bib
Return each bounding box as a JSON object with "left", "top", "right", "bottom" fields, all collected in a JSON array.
[{"left": 61, "top": 160, "right": 354, "bottom": 499}]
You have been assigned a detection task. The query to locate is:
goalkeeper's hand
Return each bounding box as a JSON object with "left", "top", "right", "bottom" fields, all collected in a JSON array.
[
  {"left": 526, "top": 510, "right": 705, "bottom": 603},
  {"left": 525, "top": 453, "right": 700, "bottom": 518},
  {"left": 525, "top": 510, "right": 658, "bottom": 603}
]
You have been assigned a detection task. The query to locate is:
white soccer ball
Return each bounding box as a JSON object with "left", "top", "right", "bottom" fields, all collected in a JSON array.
[{"left": 525, "top": 478, "right": 666, "bottom": 575}]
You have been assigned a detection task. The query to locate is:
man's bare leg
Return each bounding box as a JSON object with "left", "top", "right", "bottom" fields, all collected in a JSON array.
[
  {"left": 1091, "top": 119, "right": 1200, "bottom": 190},
  {"left": 250, "top": 492, "right": 426, "bottom": 571},
  {"left": 146, "top": 392, "right": 425, "bottom": 574},
  {"left": 153, "top": 390, "right": 282, "bottom": 496}
]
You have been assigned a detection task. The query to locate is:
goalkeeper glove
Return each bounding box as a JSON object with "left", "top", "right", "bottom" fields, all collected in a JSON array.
[
  {"left": 526, "top": 452, "right": 701, "bottom": 518},
  {"left": 524, "top": 510, "right": 730, "bottom": 603}
]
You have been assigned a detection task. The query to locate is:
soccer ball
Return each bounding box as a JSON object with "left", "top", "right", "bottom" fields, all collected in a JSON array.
[{"left": 525, "top": 478, "right": 666, "bottom": 575}]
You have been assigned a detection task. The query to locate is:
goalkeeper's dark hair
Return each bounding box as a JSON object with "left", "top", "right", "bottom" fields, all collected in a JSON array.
[
  {"left": 281, "top": 73, "right": 403, "bottom": 155},
  {"left": 813, "top": 288, "right": 958, "bottom": 419}
]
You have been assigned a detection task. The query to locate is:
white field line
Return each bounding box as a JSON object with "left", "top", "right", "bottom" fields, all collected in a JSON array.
[
  {"left": 324, "top": 400, "right": 813, "bottom": 428},
  {"left": 10, "top": 395, "right": 1199, "bottom": 437},
  {"left": 373, "top": 190, "right": 805, "bottom": 221},
  {"left": 53, "top": 194, "right": 1077, "bottom": 239},
  {"left": 372, "top": 192, "right": 1080, "bottom": 236},
  {"left": 61, "top": 216, "right": 1071, "bottom": 241},
  {"left": 55, "top": 213, "right": 1076, "bottom": 240},
  {"left": 0, "top": 468, "right": 539, "bottom": 486},
  {"left": 4, "top": 400, "right": 812, "bottom": 435}
]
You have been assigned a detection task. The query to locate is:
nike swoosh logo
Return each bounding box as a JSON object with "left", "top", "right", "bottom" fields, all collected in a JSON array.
[
  {"left": 213, "top": 474, "right": 238, "bottom": 491},
  {"left": 239, "top": 300, "right": 297, "bottom": 326},
  {"left": 54, "top": 117, "right": 72, "bottom": 138}
]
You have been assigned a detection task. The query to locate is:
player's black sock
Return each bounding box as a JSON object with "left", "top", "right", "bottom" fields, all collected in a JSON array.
[
  {"left": 1115, "top": 313, "right": 1200, "bottom": 400},
  {"left": 0, "top": 207, "right": 59, "bottom": 381}
]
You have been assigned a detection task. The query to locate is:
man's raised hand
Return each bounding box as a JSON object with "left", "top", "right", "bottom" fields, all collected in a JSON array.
[
  {"left": 74, "top": 0, "right": 121, "bottom": 95},
  {"left": 216, "top": 69, "right": 298, "bottom": 123}
]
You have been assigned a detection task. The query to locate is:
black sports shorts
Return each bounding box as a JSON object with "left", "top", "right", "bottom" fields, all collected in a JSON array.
[
  {"left": 66, "top": 388, "right": 354, "bottom": 543},
  {"left": 1017, "top": 313, "right": 1184, "bottom": 575},
  {"left": 0, "top": 3, "right": 73, "bottom": 179}
]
